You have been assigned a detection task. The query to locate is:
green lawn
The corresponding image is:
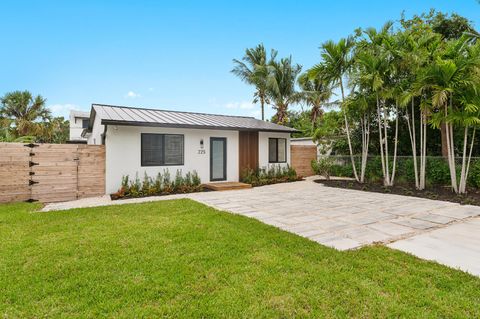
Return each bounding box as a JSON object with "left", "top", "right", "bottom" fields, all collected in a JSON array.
[{"left": 1, "top": 200, "right": 479, "bottom": 318}]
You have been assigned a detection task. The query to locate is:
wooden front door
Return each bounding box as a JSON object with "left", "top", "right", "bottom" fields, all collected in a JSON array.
[{"left": 238, "top": 131, "right": 259, "bottom": 179}]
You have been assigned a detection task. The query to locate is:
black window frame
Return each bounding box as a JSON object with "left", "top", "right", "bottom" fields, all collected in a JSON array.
[
  {"left": 81, "top": 118, "right": 89, "bottom": 129},
  {"left": 268, "top": 138, "right": 287, "bottom": 163},
  {"left": 141, "top": 133, "right": 184, "bottom": 167}
]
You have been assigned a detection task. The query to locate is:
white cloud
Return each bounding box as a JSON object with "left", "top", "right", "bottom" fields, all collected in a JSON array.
[
  {"left": 224, "top": 101, "right": 255, "bottom": 110},
  {"left": 249, "top": 109, "right": 262, "bottom": 118},
  {"left": 48, "top": 103, "right": 82, "bottom": 118},
  {"left": 125, "top": 91, "right": 141, "bottom": 98}
]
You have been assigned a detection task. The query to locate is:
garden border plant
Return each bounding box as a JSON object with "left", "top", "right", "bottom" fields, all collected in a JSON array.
[
  {"left": 111, "top": 169, "right": 203, "bottom": 200},
  {"left": 312, "top": 155, "right": 480, "bottom": 206},
  {"left": 241, "top": 164, "right": 302, "bottom": 187}
]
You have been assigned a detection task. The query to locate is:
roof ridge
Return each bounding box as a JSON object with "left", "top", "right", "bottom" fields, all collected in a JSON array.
[{"left": 92, "top": 103, "right": 256, "bottom": 120}]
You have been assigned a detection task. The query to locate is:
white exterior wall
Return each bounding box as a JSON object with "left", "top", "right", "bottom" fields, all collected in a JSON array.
[
  {"left": 69, "top": 111, "right": 89, "bottom": 141},
  {"left": 105, "top": 125, "right": 239, "bottom": 194},
  {"left": 258, "top": 131, "right": 291, "bottom": 170},
  {"left": 291, "top": 138, "right": 315, "bottom": 146},
  {"left": 87, "top": 116, "right": 104, "bottom": 145}
]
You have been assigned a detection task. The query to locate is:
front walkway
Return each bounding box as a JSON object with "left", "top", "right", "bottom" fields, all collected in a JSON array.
[{"left": 43, "top": 177, "right": 480, "bottom": 275}]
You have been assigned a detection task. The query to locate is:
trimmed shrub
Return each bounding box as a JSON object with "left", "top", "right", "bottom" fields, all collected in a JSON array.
[
  {"left": 311, "top": 157, "right": 334, "bottom": 179},
  {"left": 240, "top": 165, "right": 301, "bottom": 187},
  {"left": 467, "top": 160, "right": 480, "bottom": 188},
  {"left": 111, "top": 169, "right": 203, "bottom": 200},
  {"left": 425, "top": 158, "right": 450, "bottom": 186}
]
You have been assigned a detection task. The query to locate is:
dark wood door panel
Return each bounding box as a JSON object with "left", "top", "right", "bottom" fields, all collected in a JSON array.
[{"left": 239, "top": 131, "right": 259, "bottom": 178}]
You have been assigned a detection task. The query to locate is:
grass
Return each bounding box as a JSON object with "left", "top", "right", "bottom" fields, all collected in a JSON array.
[{"left": 1, "top": 200, "right": 479, "bottom": 318}]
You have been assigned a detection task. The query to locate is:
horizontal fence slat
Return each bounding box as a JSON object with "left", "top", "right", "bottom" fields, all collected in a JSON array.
[{"left": 0, "top": 142, "right": 105, "bottom": 203}]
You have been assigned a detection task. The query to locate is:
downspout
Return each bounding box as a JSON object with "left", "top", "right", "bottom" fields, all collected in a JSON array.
[{"left": 101, "top": 125, "right": 108, "bottom": 145}]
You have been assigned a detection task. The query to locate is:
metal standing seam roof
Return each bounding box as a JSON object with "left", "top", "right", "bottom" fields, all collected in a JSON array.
[{"left": 88, "top": 104, "right": 298, "bottom": 133}]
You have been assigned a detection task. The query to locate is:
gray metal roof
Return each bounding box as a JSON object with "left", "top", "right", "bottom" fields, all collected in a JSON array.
[
  {"left": 70, "top": 110, "right": 90, "bottom": 118},
  {"left": 89, "top": 104, "right": 298, "bottom": 133}
]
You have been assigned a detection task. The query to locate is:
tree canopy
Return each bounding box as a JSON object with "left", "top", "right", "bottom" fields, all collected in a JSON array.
[{"left": 0, "top": 90, "right": 69, "bottom": 143}]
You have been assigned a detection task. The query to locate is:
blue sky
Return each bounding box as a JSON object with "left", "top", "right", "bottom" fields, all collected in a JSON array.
[{"left": 1, "top": 0, "right": 479, "bottom": 119}]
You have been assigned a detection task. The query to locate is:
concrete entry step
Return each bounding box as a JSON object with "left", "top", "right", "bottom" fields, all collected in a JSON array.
[{"left": 203, "top": 182, "right": 252, "bottom": 191}]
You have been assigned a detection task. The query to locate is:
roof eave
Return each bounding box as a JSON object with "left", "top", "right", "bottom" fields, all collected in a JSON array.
[{"left": 101, "top": 119, "right": 298, "bottom": 133}]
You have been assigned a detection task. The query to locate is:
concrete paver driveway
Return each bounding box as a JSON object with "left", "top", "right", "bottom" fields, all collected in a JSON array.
[
  {"left": 388, "top": 218, "right": 480, "bottom": 276},
  {"left": 43, "top": 177, "right": 480, "bottom": 275},
  {"left": 189, "top": 179, "right": 480, "bottom": 251}
]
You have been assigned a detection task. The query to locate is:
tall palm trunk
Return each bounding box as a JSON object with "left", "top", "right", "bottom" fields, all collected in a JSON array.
[
  {"left": 275, "top": 104, "right": 288, "bottom": 125},
  {"left": 260, "top": 94, "right": 265, "bottom": 121},
  {"left": 440, "top": 123, "right": 448, "bottom": 158},
  {"left": 444, "top": 97, "right": 458, "bottom": 193},
  {"left": 406, "top": 96, "right": 429, "bottom": 190},
  {"left": 390, "top": 102, "right": 399, "bottom": 184},
  {"left": 406, "top": 98, "right": 420, "bottom": 189},
  {"left": 419, "top": 109, "right": 427, "bottom": 190},
  {"left": 340, "top": 80, "right": 359, "bottom": 182},
  {"left": 376, "top": 95, "right": 387, "bottom": 183},
  {"left": 382, "top": 100, "right": 391, "bottom": 185},
  {"left": 311, "top": 104, "right": 320, "bottom": 130},
  {"left": 458, "top": 126, "right": 477, "bottom": 194},
  {"left": 359, "top": 114, "right": 370, "bottom": 183}
]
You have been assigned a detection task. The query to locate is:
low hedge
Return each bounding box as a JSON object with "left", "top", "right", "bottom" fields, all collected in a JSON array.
[
  {"left": 313, "top": 156, "right": 480, "bottom": 188},
  {"left": 111, "top": 170, "right": 202, "bottom": 200},
  {"left": 241, "top": 165, "right": 301, "bottom": 187}
]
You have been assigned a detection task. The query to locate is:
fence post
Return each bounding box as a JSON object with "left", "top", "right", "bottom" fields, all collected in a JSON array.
[{"left": 24, "top": 143, "right": 39, "bottom": 202}]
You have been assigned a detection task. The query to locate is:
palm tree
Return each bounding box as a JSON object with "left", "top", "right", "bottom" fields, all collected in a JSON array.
[
  {"left": 266, "top": 56, "right": 302, "bottom": 125},
  {"left": 0, "top": 90, "right": 50, "bottom": 137},
  {"left": 232, "top": 44, "right": 277, "bottom": 120},
  {"left": 309, "top": 37, "right": 360, "bottom": 181},
  {"left": 297, "top": 70, "right": 332, "bottom": 133},
  {"left": 400, "top": 30, "right": 442, "bottom": 190},
  {"left": 421, "top": 37, "right": 480, "bottom": 193},
  {"left": 354, "top": 22, "right": 403, "bottom": 187}
]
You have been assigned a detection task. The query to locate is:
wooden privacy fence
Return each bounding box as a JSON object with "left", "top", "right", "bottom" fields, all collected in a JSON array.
[
  {"left": 291, "top": 145, "right": 317, "bottom": 177},
  {"left": 0, "top": 143, "right": 105, "bottom": 203}
]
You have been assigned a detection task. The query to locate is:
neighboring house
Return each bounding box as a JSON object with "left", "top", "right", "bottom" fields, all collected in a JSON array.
[
  {"left": 82, "top": 104, "right": 297, "bottom": 193},
  {"left": 69, "top": 110, "right": 90, "bottom": 143}
]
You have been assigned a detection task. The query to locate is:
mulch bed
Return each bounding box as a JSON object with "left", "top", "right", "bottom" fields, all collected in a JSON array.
[{"left": 315, "top": 179, "right": 480, "bottom": 206}]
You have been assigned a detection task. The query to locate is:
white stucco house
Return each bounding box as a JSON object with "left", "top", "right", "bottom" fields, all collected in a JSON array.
[
  {"left": 69, "top": 110, "right": 90, "bottom": 143},
  {"left": 81, "top": 104, "right": 297, "bottom": 194}
]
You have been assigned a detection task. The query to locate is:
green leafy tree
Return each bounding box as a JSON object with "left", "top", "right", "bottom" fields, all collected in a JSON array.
[
  {"left": 313, "top": 110, "right": 345, "bottom": 155},
  {"left": 0, "top": 90, "right": 69, "bottom": 143},
  {"left": 277, "top": 109, "right": 314, "bottom": 138},
  {"left": 422, "top": 37, "right": 480, "bottom": 193},
  {"left": 0, "top": 90, "right": 50, "bottom": 137},
  {"left": 38, "top": 116, "right": 70, "bottom": 143}
]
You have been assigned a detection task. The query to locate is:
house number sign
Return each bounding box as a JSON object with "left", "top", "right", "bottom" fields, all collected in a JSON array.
[{"left": 198, "top": 139, "right": 206, "bottom": 154}]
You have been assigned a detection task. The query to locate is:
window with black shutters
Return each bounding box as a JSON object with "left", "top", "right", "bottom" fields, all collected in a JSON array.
[
  {"left": 141, "top": 133, "right": 184, "bottom": 166},
  {"left": 268, "top": 138, "right": 287, "bottom": 163}
]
